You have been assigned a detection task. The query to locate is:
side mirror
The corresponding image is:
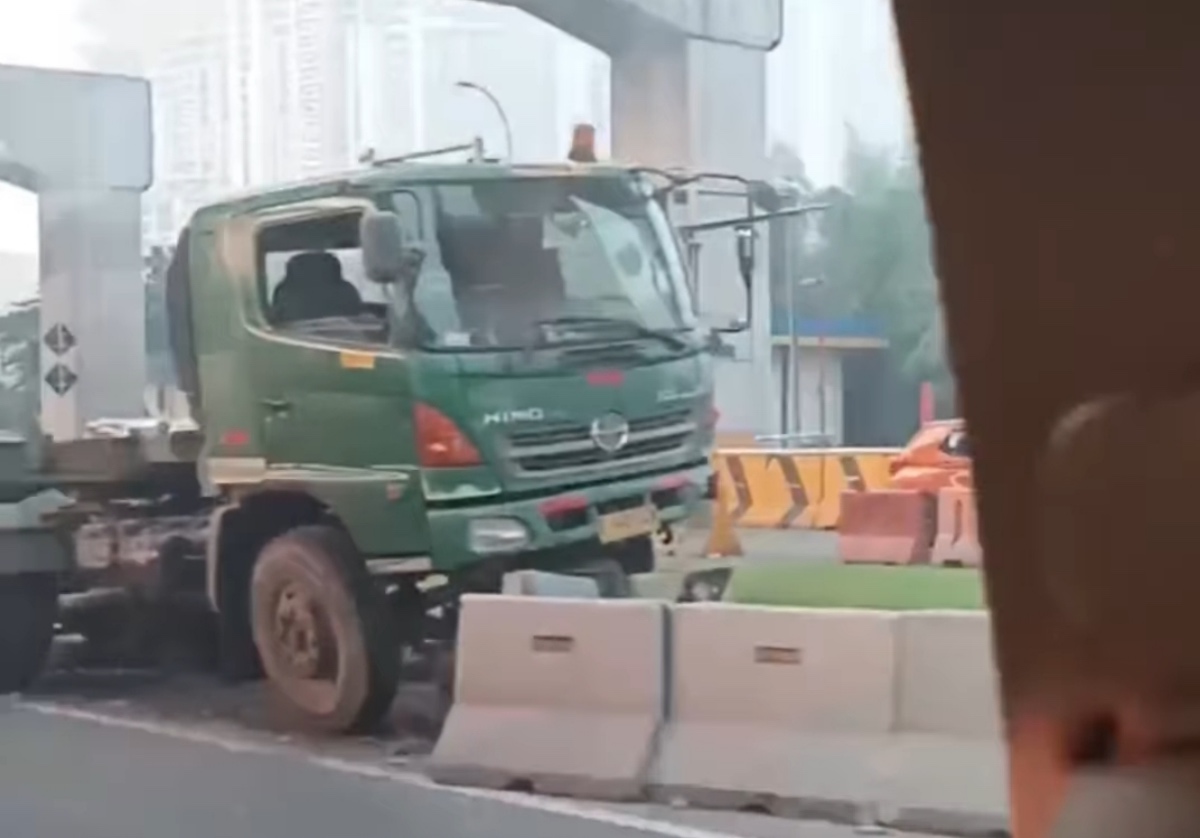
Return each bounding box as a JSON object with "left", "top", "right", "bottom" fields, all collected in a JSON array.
[
  {"left": 685, "top": 237, "right": 703, "bottom": 282},
  {"left": 735, "top": 225, "right": 756, "bottom": 291},
  {"left": 361, "top": 210, "right": 423, "bottom": 285}
]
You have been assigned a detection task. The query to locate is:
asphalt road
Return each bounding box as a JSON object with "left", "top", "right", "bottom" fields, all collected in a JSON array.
[
  {"left": 659, "top": 526, "right": 839, "bottom": 568},
  {"left": 0, "top": 697, "right": 945, "bottom": 838},
  {"left": 2, "top": 526, "right": 934, "bottom": 838},
  {"left": 724, "top": 528, "right": 839, "bottom": 565}
]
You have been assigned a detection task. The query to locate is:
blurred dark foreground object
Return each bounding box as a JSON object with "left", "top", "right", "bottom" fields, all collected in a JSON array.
[{"left": 892, "top": 2, "right": 1200, "bottom": 836}]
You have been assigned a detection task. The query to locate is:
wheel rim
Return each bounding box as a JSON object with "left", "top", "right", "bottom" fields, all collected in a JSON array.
[{"left": 267, "top": 582, "right": 340, "bottom": 715}]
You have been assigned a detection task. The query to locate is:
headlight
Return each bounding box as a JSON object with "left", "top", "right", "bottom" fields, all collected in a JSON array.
[{"left": 468, "top": 517, "right": 531, "bottom": 555}]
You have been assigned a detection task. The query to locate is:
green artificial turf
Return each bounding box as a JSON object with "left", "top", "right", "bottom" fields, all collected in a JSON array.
[{"left": 726, "top": 562, "right": 986, "bottom": 611}]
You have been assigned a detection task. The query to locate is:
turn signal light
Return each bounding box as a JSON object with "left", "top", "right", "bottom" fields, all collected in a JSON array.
[{"left": 415, "top": 403, "right": 482, "bottom": 468}]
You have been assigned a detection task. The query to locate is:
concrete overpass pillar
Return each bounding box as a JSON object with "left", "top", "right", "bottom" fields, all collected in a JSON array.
[
  {"left": 610, "top": 37, "right": 774, "bottom": 436},
  {"left": 37, "top": 189, "right": 147, "bottom": 439},
  {"left": 609, "top": 34, "right": 690, "bottom": 169},
  {"left": 0, "top": 66, "right": 152, "bottom": 441}
]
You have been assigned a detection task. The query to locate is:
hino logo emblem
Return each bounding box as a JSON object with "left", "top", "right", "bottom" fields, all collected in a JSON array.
[
  {"left": 590, "top": 412, "right": 630, "bottom": 454},
  {"left": 482, "top": 408, "right": 545, "bottom": 426}
]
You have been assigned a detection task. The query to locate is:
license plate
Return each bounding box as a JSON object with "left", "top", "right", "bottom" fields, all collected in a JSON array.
[{"left": 597, "top": 505, "right": 657, "bottom": 544}]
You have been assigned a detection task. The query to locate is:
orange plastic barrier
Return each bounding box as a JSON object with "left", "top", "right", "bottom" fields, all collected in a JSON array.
[
  {"left": 703, "top": 475, "right": 743, "bottom": 558},
  {"left": 931, "top": 488, "right": 983, "bottom": 567},
  {"left": 712, "top": 448, "right": 898, "bottom": 531},
  {"left": 837, "top": 490, "right": 935, "bottom": 565},
  {"left": 888, "top": 420, "right": 972, "bottom": 494}
]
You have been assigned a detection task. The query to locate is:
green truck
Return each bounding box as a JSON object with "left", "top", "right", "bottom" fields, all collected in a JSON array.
[{"left": 0, "top": 154, "right": 775, "bottom": 733}]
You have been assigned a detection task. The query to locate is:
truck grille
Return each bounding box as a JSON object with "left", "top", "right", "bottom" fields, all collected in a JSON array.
[
  {"left": 506, "top": 409, "right": 695, "bottom": 475},
  {"left": 560, "top": 341, "right": 644, "bottom": 367}
]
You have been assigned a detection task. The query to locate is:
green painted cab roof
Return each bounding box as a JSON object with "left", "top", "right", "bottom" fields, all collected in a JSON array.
[{"left": 194, "top": 160, "right": 644, "bottom": 222}]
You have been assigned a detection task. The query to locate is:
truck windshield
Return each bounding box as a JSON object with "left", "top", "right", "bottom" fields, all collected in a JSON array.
[{"left": 390, "top": 176, "right": 697, "bottom": 350}]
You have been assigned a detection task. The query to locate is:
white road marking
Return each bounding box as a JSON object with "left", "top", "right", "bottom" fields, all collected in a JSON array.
[
  {"left": 306, "top": 755, "right": 750, "bottom": 838},
  {"left": 18, "top": 700, "right": 747, "bottom": 838},
  {"left": 19, "top": 701, "right": 269, "bottom": 754}
]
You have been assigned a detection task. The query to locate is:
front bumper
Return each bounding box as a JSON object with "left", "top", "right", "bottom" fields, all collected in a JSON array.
[{"left": 426, "top": 462, "right": 712, "bottom": 572}]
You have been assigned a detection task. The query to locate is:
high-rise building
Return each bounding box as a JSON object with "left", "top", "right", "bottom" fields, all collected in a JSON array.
[
  {"left": 241, "top": 0, "right": 607, "bottom": 179},
  {"left": 354, "top": 0, "right": 606, "bottom": 165},
  {"left": 348, "top": 0, "right": 418, "bottom": 160},
  {"left": 80, "top": 0, "right": 253, "bottom": 245},
  {"left": 142, "top": 26, "right": 247, "bottom": 245},
  {"left": 250, "top": 0, "right": 363, "bottom": 181},
  {"left": 423, "top": 5, "right": 555, "bottom": 160},
  {"left": 767, "top": 0, "right": 910, "bottom": 186},
  {"left": 84, "top": 0, "right": 614, "bottom": 243}
]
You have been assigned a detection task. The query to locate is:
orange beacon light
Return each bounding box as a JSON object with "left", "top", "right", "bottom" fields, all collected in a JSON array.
[{"left": 567, "top": 123, "right": 597, "bottom": 163}]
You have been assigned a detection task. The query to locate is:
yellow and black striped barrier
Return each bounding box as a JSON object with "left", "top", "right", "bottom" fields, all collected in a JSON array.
[{"left": 713, "top": 448, "right": 900, "bottom": 530}]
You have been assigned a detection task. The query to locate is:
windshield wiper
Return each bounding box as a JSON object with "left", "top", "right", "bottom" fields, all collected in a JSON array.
[{"left": 532, "top": 316, "right": 689, "bottom": 351}]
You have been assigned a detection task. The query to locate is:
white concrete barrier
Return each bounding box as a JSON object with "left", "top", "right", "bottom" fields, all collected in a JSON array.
[
  {"left": 882, "top": 610, "right": 1008, "bottom": 836},
  {"left": 428, "top": 595, "right": 666, "bottom": 800},
  {"left": 500, "top": 570, "right": 601, "bottom": 599},
  {"left": 650, "top": 604, "right": 899, "bottom": 821},
  {"left": 896, "top": 610, "right": 1000, "bottom": 739},
  {"left": 429, "top": 599, "right": 1010, "bottom": 834}
]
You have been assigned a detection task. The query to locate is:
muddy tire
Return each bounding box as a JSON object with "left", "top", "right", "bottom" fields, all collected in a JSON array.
[
  {"left": 0, "top": 573, "right": 57, "bottom": 694},
  {"left": 250, "top": 526, "right": 398, "bottom": 734}
]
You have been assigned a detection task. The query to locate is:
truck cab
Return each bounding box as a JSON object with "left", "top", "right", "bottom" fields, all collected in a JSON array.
[{"left": 175, "top": 163, "right": 725, "bottom": 580}]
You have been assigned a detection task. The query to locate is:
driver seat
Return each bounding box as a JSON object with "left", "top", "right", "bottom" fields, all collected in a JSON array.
[{"left": 271, "top": 251, "right": 363, "bottom": 325}]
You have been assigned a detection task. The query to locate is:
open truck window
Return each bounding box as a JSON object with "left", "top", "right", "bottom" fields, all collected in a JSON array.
[{"left": 255, "top": 209, "right": 391, "bottom": 347}]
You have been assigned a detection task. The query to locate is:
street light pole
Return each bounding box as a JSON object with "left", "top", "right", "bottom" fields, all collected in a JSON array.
[
  {"left": 788, "top": 270, "right": 799, "bottom": 438},
  {"left": 455, "top": 81, "right": 513, "bottom": 161},
  {"left": 791, "top": 275, "right": 826, "bottom": 443},
  {"left": 817, "top": 330, "right": 828, "bottom": 442}
]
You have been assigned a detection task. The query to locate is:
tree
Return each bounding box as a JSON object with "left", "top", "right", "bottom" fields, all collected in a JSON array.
[
  {"left": 767, "top": 142, "right": 813, "bottom": 194},
  {"left": 0, "top": 300, "right": 41, "bottom": 433},
  {"left": 802, "top": 132, "right": 955, "bottom": 428}
]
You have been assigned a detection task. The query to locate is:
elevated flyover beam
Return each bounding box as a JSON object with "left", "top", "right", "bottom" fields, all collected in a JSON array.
[
  {"left": 479, "top": 0, "right": 782, "bottom": 55},
  {"left": 477, "top": 0, "right": 780, "bottom": 165},
  {"left": 478, "top": 0, "right": 679, "bottom": 55}
]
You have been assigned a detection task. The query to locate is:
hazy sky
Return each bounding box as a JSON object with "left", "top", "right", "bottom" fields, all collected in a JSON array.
[
  {"left": 0, "top": 0, "right": 911, "bottom": 256},
  {"left": 0, "top": 0, "right": 87, "bottom": 256}
]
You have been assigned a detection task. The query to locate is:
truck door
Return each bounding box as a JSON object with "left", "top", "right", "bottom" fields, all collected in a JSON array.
[{"left": 244, "top": 198, "right": 430, "bottom": 558}]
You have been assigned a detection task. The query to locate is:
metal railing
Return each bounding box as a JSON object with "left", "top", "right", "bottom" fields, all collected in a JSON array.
[{"left": 751, "top": 432, "right": 838, "bottom": 449}]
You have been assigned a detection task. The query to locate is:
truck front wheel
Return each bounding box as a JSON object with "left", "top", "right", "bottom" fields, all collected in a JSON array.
[
  {"left": 0, "top": 573, "right": 57, "bottom": 694},
  {"left": 250, "top": 526, "right": 399, "bottom": 734}
]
